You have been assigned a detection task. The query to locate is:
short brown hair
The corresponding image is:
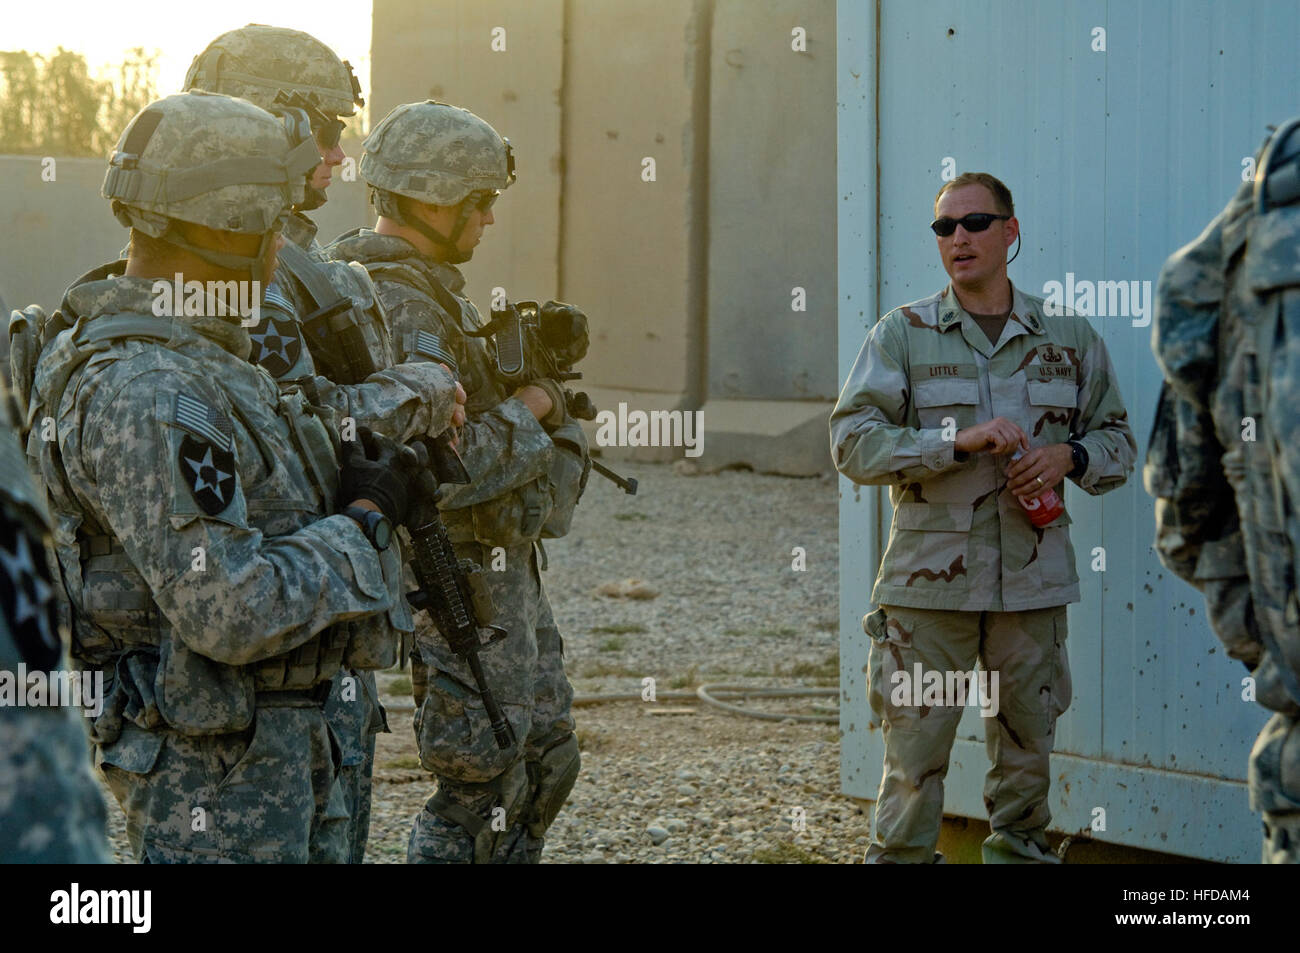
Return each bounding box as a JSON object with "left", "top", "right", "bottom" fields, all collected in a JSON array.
[{"left": 934, "top": 172, "right": 1014, "bottom": 217}]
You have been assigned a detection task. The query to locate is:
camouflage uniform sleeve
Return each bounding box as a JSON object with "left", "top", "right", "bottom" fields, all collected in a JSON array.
[
  {"left": 385, "top": 295, "right": 553, "bottom": 509},
  {"left": 1145, "top": 384, "right": 1262, "bottom": 666},
  {"left": 79, "top": 367, "right": 400, "bottom": 667},
  {"left": 830, "top": 316, "right": 965, "bottom": 485},
  {"left": 307, "top": 361, "right": 459, "bottom": 443},
  {"left": 1148, "top": 182, "right": 1263, "bottom": 668},
  {"left": 1069, "top": 328, "right": 1137, "bottom": 494}
]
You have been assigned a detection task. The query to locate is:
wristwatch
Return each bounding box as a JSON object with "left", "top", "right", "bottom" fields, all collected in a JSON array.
[
  {"left": 1066, "top": 440, "right": 1089, "bottom": 479},
  {"left": 342, "top": 505, "right": 393, "bottom": 552}
]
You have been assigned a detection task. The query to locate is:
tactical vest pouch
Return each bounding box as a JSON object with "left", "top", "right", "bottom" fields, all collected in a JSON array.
[
  {"left": 281, "top": 244, "right": 392, "bottom": 385},
  {"left": 540, "top": 418, "right": 590, "bottom": 540},
  {"left": 252, "top": 623, "right": 352, "bottom": 689},
  {"left": 469, "top": 477, "right": 553, "bottom": 547},
  {"left": 277, "top": 389, "right": 340, "bottom": 508},
  {"left": 155, "top": 635, "right": 254, "bottom": 735},
  {"left": 80, "top": 550, "right": 163, "bottom": 647},
  {"left": 340, "top": 539, "right": 408, "bottom": 670},
  {"left": 342, "top": 616, "right": 401, "bottom": 671}
]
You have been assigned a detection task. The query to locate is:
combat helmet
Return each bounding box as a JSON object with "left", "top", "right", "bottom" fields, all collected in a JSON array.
[
  {"left": 361, "top": 101, "right": 515, "bottom": 262},
  {"left": 183, "top": 24, "right": 365, "bottom": 210},
  {"left": 101, "top": 90, "right": 320, "bottom": 284}
]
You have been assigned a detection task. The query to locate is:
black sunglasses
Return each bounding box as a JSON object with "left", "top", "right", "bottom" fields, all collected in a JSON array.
[
  {"left": 469, "top": 189, "right": 500, "bottom": 212},
  {"left": 930, "top": 212, "right": 1010, "bottom": 236},
  {"left": 273, "top": 91, "right": 344, "bottom": 150}
]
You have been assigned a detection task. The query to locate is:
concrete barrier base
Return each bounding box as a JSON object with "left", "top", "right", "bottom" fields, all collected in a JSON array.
[{"left": 694, "top": 398, "right": 833, "bottom": 476}]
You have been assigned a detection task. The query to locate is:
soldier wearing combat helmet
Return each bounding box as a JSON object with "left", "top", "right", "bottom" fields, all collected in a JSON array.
[
  {"left": 182, "top": 25, "right": 467, "bottom": 863},
  {"left": 26, "top": 90, "right": 421, "bottom": 862},
  {"left": 325, "top": 101, "right": 592, "bottom": 864}
]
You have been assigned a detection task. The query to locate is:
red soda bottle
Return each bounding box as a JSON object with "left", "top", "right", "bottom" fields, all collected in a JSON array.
[{"left": 1010, "top": 449, "right": 1064, "bottom": 527}]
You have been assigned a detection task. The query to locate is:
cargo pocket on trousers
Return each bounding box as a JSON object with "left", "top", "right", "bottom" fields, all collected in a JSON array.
[{"left": 416, "top": 670, "right": 521, "bottom": 784}]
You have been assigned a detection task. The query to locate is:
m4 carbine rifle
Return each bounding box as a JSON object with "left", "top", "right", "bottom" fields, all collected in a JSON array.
[{"left": 402, "top": 438, "right": 516, "bottom": 750}]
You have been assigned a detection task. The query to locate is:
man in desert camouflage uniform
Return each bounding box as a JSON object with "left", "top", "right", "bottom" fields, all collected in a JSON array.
[
  {"left": 181, "top": 23, "right": 467, "bottom": 864},
  {"left": 26, "top": 91, "right": 437, "bottom": 862},
  {"left": 324, "top": 101, "right": 591, "bottom": 864},
  {"left": 1147, "top": 120, "right": 1300, "bottom": 863},
  {"left": 831, "top": 172, "right": 1135, "bottom": 863},
  {"left": 0, "top": 388, "right": 109, "bottom": 863}
]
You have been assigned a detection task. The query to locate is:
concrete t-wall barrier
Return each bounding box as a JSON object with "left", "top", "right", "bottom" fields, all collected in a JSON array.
[
  {"left": 0, "top": 151, "right": 369, "bottom": 354},
  {"left": 369, "top": 0, "right": 565, "bottom": 327},
  {"left": 559, "top": 0, "right": 703, "bottom": 453},
  {"left": 702, "top": 0, "right": 836, "bottom": 474},
  {"left": 371, "top": 0, "right": 836, "bottom": 474}
]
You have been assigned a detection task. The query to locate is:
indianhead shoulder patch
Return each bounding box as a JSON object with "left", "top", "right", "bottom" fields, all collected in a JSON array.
[
  {"left": 0, "top": 503, "right": 59, "bottom": 670},
  {"left": 248, "top": 283, "right": 304, "bottom": 378},
  {"left": 174, "top": 393, "right": 237, "bottom": 516}
]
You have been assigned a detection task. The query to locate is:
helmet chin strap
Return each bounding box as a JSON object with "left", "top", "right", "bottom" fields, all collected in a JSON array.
[
  {"left": 295, "top": 183, "right": 328, "bottom": 212},
  {"left": 397, "top": 194, "right": 474, "bottom": 263},
  {"left": 160, "top": 224, "right": 278, "bottom": 296}
]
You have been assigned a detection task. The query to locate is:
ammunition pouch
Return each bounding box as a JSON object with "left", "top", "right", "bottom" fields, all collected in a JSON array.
[
  {"left": 276, "top": 388, "right": 341, "bottom": 509},
  {"left": 540, "top": 416, "right": 590, "bottom": 540},
  {"left": 71, "top": 530, "right": 360, "bottom": 735},
  {"left": 464, "top": 478, "right": 553, "bottom": 548},
  {"left": 279, "top": 243, "right": 393, "bottom": 385}
]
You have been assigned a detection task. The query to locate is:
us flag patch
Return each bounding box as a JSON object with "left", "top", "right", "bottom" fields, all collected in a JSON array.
[
  {"left": 175, "top": 393, "right": 233, "bottom": 452},
  {"left": 263, "top": 281, "right": 296, "bottom": 314},
  {"left": 412, "top": 330, "right": 457, "bottom": 373}
]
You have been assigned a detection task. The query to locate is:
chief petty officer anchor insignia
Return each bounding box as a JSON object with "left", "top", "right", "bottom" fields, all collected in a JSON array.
[{"left": 175, "top": 392, "right": 237, "bottom": 516}]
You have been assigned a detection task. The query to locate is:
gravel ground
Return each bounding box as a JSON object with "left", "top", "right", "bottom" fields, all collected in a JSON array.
[{"left": 102, "top": 458, "right": 868, "bottom": 864}]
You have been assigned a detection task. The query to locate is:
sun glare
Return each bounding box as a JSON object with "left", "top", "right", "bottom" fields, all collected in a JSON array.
[{"left": 3, "top": 0, "right": 373, "bottom": 96}]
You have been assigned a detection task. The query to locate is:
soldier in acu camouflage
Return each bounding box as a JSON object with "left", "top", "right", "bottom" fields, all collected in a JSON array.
[
  {"left": 24, "top": 91, "right": 421, "bottom": 863},
  {"left": 831, "top": 172, "right": 1135, "bottom": 863},
  {"left": 182, "top": 23, "right": 467, "bottom": 865},
  {"left": 1148, "top": 119, "right": 1300, "bottom": 864},
  {"left": 0, "top": 387, "right": 109, "bottom": 863},
  {"left": 324, "top": 101, "right": 590, "bottom": 864}
]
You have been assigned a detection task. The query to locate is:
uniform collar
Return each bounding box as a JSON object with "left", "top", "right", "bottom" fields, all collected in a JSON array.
[
  {"left": 66, "top": 275, "right": 251, "bottom": 360},
  {"left": 328, "top": 229, "right": 467, "bottom": 293},
  {"left": 937, "top": 282, "right": 1046, "bottom": 336}
]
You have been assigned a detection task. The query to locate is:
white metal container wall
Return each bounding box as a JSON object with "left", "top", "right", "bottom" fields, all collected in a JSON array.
[{"left": 837, "top": 0, "right": 1300, "bottom": 862}]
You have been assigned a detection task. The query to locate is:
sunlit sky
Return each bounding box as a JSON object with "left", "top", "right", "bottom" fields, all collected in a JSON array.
[{"left": 5, "top": 0, "right": 373, "bottom": 100}]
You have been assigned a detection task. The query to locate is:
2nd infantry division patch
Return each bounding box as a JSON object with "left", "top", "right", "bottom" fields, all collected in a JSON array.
[
  {"left": 248, "top": 315, "right": 304, "bottom": 378},
  {"left": 174, "top": 393, "right": 237, "bottom": 516}
]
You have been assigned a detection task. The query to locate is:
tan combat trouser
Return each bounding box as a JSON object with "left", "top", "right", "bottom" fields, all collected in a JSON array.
[{"left": 864, "top": 604, "right": 1071, "bottom": 864}]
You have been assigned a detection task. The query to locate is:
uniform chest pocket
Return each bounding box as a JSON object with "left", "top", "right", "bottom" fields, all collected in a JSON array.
[
  {"left": 912, "top": 376, "right": 980, "bottom": 431},
  {"left": 1026, "top": 379, "right": 1076, "bottom": 439}
]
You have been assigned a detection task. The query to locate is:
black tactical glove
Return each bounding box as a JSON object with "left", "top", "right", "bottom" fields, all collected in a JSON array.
[
  {"left": 540, "top": 300, "right": 589, "bottom": 366},
  {"left": 339, "top": 427, "right": 417, "bottom": 526}
]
